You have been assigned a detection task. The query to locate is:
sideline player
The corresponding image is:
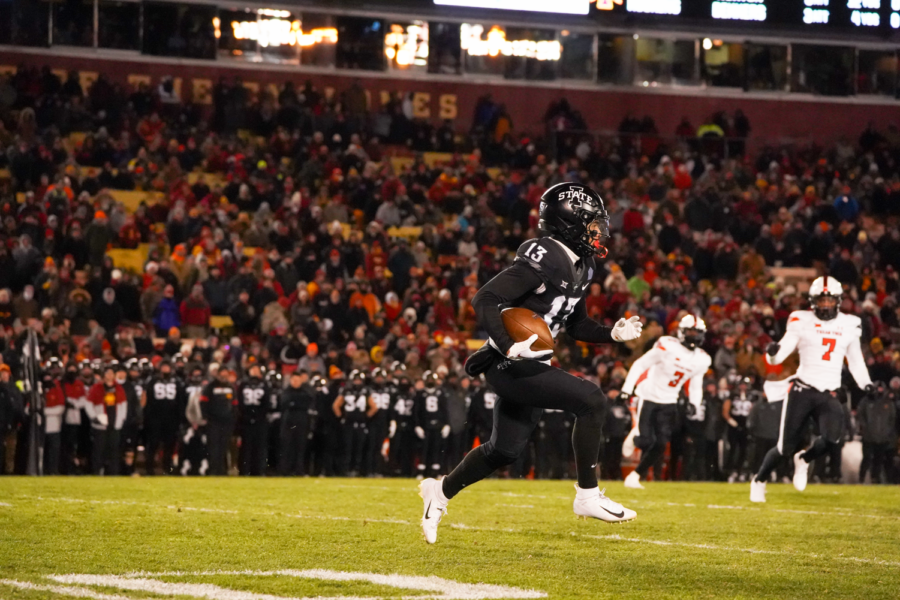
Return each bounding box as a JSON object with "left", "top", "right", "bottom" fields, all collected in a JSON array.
[
  {"left": 620, "top": 315, "right": 712, "bottom": 489},
  {"left": 750, "top": 277, "right": 875, "bottom": 502},
  {"left": 418, "top": 182, "right": 642, "bottom": 544}
]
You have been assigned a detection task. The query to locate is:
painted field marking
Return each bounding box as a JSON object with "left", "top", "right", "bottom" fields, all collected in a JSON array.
[
  {"left": 0, "top": 579, "right": 133, "bottom": 600},
  {"left": 12, "top": 494, "right": 900, "bottom": 569},
  {"left": 45, "top": 571, "right": 547, "bottom": 600},
  {"left": 0, "top": 501, "right": 11, "bottom": 507},
  {"left": 582, "top": 534, "right": 900, "bottom": 568}
]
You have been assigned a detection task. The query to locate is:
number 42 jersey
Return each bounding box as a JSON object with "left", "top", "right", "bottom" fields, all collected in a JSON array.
[
  {"left": 622, "top": 336, "right": 711, "bottom": 407},
  {"left": 767, "top": 310, "right": 871, "bottom": 392}
]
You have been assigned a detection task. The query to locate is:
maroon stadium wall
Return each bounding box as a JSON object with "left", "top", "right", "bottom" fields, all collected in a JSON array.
[{"left": 1, "top": 50, "right": 897, "bottom": 146}]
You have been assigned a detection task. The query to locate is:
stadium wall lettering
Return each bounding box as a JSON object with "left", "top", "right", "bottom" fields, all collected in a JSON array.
[{"left": 0, "top": 50, "right": 897, "bottom": 146}]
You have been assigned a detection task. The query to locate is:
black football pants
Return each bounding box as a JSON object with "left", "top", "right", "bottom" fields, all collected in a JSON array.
[
  {"left": 206, "top": 419, "right": 233, "bottom": 476},
  {"left": 755, "top": 381, "right": 844, "bottom": 483},
  {"left": 390, "top": 424, "right": 416, "bottom": 477},
  {"left": 144, "top": 416, "right": 179, "bottom": 475},
  {"left": 634, "top": 399, "right": 678, "bottom": 479},
  {"left": 340, "top": 421, "right": 368, "bottom": 475},
  {"left": 279, "top": 411, "right": 311, "bottom": 476},
  {"left": 443, "top": 357, "right": 607, "bottom": 498},
  {"left": 239, "top": 419, "right": 269, "bottom": 476}
]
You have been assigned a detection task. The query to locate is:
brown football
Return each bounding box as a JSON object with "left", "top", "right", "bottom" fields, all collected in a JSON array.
[{"left": 501, "top": 307, "right": 555, "bottom": 353}]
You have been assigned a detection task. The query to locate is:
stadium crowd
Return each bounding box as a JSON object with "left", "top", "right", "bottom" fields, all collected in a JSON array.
[{"left": 0, "top": 65, "right": 898, "bottom": 483}]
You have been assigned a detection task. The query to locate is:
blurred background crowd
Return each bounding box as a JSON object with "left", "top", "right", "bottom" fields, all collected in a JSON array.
[{"left": 0, "top": 65, "right": 898, "bottom": 483}]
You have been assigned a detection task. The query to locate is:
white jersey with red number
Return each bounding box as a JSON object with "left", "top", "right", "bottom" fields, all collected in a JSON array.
[
  {"left": 622, "top": 336, "right": 712, "bottom": 407},
  {"left": 766, "top": 310, "right": 871, "bottom": 392}
]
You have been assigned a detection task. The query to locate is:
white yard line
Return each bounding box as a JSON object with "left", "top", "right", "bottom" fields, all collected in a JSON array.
[
  {"left": 0, "top": 579, "right": 134, "bottom": 600},
  {"left": 48, "top": 571, "right": 547, "bottom": 600},
  {"left": 582, "top": 534, "right": 900, "bottom": 568},
  {"left": 13, "top": 493, "right": 900, "bottom": 570},
  {"left": 0, "top": 501, "right": 11, "bottom": 507}
]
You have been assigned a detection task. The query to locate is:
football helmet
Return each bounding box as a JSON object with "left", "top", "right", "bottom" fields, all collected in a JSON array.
[
  {"left": 808, "top": 276, "right": 841, "bottom": 321},
  {"left": 539, "top": 182, "right": 610, "bottom": 258},
  {"left": 677, "top": 314, "right": 707, "bottom": 350}
]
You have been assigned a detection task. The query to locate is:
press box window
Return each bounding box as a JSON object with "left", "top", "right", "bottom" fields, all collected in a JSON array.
[
  {"left": 560, "top": 31, "right": 595, "bottom": 80},
  {"left": 744, "top": 43, "right": 787, "bottom": 91},
  {"left": 52, "top": 0, "right": 94, "bottom": 47},
  {"left": 701, "top": 39, "right": 743, "bottom": 88},
  {"left": 857, "top": 49, "right": 897, "bottom": 96},
  {"left": 336, "top": 16, "right": 385, "bottom": 71},
  {"left": 791, "top": 44, "right": 854, "bottom": 96},
  {"left": 299, "top": 13, "right": 336, "bottom": 68},
  {"left": 142, "top": 2, "right": 216, "bottom": 60},
  {"left": 634, "top": 37, "right": 697, "bottom": 86},
  {"left": 385, "top": 21, "right": 429, "bottom": 73},
  {"left": 428, "top": 22, "right": 461, "bottom": 74},
  {"left": 99, "top": 1, "right": 140, "bottom": 50},
  {"left": 503, "top": 27, "right": 560, "bottom": 81},
  {"left": 597, "top": 34, "right": 635, "bottom": 85},
  {"left": 12, "top": 0, "right": 50, "bottom": 47}
]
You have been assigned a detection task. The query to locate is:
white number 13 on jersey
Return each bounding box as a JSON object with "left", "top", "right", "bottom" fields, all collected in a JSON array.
[{"left": 525, "top": 243, "right": 547, "bottom": 262}]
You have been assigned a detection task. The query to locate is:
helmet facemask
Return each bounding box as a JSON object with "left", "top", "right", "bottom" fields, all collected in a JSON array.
[
  {"left": 812, "top": 293, "right": 839, "bottom": 321},
  {"left": 678, "top": 327, "right": 705, "bottom": 350}
]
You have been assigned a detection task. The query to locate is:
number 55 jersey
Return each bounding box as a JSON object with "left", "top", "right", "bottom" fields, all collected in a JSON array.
[{"left": 622, "top": 336, "right": 712, "bottom": 408}]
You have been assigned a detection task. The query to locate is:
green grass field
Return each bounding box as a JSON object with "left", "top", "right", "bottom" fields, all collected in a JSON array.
[{"left": 1, "top": 478, "right": 899, "bottom": 599}]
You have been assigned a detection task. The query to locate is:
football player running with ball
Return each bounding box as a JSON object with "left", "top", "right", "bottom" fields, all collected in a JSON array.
[
  {"left": 418, "top": 183, "right": 642, "bottom": 544},
  {"left": 619, "top": 315, "right": 712, "bottom": 489},
  {"left": 750, "top": 277, "right": 875, "bottom": 503}
]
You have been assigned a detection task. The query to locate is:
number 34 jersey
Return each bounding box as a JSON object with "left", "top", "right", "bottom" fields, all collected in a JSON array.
[
  {"left": 767, "top": 310, "right": 871, "bottom": 392},
  {"left": 623, "top": 336, "right": 712, "bottom": 406},
  {"left": 507, "top": 238, "right": 596, "bottom": 338}
]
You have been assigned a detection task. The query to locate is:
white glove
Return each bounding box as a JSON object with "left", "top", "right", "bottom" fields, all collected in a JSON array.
[
  {"left": 727, "top": 418, "right": 739, "bottom": 428},
  {"left": 389, "top": 420, "right": 397, "bottom": 439},
  {"left": 415, "top": 426, "right": 425, "bottom": 439},
  {"left": 441, "top": 425, "right": 451, "bottom": 439},
  {"left": 507, "top": 334, "right": 553, "bottom": 361},
  {"left": 611, "top": 316, "right": 643, "bottom": 342},
  {"left": 95, "top": 412, "right": 109, "bottom": 427}
]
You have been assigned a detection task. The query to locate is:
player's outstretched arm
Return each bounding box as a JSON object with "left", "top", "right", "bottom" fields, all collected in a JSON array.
[
  {"left": 845, "top": 335, "right": 873, "bottom": 391},
  {"left": 472, "top": 262, "right": 543, "bottom": 355},
  {"left": 563, "top": 298, "right": 614, "bottom": 344}
]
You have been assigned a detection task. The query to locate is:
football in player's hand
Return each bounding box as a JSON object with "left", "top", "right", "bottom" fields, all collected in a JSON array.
[{"left": 501, "top": 308, "right": 554, "bottom": 352}]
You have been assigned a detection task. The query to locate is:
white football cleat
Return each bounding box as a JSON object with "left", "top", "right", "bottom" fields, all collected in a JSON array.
[
  {"left": 624, "top": 470, "right": 644, "bottom": 490},
  {"left": 750, "top": 479, "right": 767, "bottom": 503},
  {"left": 418, "top": 478, "right": 448, "bottom": 544},
  {"left": 793, "top": 453, "right": 809, "bottom": 492},
  {"left": 573, "top": 485, "right": 636, "bottom": 523},
  {"left": 622, "top": 428, "right": 637, "bottom": 458}
]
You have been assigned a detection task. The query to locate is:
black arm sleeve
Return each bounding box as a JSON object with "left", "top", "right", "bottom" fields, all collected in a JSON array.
[
  {"left": 564, "top": 297, "right": 615, "bottom": 344},
  {"left": 472, "top": 261, "right": 544, "bottom": 355}
]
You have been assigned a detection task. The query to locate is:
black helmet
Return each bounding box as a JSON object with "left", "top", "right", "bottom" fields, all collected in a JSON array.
[
  {"left": 422, "top": 370, "right": 439, "bottom": 387},
  {"left": 539, "top": 182, "right": 610, "bottom": 258},
  {"left": 349, "top": 369, "right": 365, "bottom": 385}
]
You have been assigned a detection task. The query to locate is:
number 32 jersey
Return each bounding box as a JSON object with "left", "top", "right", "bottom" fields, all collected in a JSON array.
[
  {"left": 622, "top": 336, "right": 711, "bottom": 407},
  {"left": 766, "top": 310, "right": 871, "bottom": 392},
  {"left": 512, "top": 237, "right": 596, "bottom": 338}
]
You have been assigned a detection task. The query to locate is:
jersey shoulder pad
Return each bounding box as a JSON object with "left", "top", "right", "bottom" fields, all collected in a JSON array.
[
  {"left": 654, "top": 336, "right": 679, "bottom": 351},
  {"left": 786, "top": 310, "right": 812, "bottom": 332},
  {"left": 698, "top": 350, "right": 713, "bottom": 369},
  {"left": 515, "top": 238, "right": 568, "bottom": 279},
  {"left": 839, "top": 313, "right": 863, "bottom": 332}
]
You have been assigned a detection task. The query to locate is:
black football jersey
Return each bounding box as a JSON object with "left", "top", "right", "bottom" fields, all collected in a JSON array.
[
  {"left": 238, "top": 379, "right": 270, "bottom": 423},
  {"left": 145, "top": 376, "right": 187, "bottom": 416},
  {"left": 468, "top": 388, "right": 498, "bottom": 429},
  {"left": 512, "top": 237, "right": 596, "bottom": 338},
  {"left": 341, "top": 386, "right": 371, "bottom": 422},
  {"left": 369, "top": 384, "right": 392, "bottom": 426},
  {"left": 390, "top": 387, "right": 416, "bottom": 426},
  {"left": 729, "top": 391, "right": 759, "bottom": 429},
  {"left": 414, "top": 387, "right": 447, "bottom": 430}
]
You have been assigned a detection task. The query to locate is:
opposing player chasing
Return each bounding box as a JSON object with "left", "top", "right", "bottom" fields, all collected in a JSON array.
[
  {"left": 418, "top": 182, "right": 643, "bottom": 544},
  {"left": 750, "top": 276, "right": 875, "bottom": 503},
  {"left": 619, "top": 315, "right": 712, "bottom": 489}
]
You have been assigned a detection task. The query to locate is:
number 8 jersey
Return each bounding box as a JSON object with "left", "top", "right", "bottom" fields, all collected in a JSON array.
[
  {"left": 622, "top": 336, "right": 711, "bottom": 407},
  {"left": 766, "top": 310, "right": 871, "bottom": 392}
]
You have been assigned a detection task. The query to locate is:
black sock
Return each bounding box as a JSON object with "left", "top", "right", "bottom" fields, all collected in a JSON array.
[
  {"left": 800, "top": 438, "right": 828, "bottom": 463},
  {"left": 441, "top": 445, "right": 498, "bottom": 499},
  {"left": 755, "top": 446, "right": 782, "bottom": 483},
  {"left": 572, "top": 413, "right": 604, "bottom": 489}
]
